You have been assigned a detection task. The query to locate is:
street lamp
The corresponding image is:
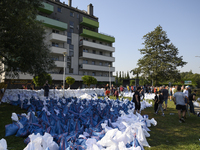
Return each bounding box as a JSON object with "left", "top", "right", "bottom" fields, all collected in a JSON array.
[
  {"left": 63, "top": 52, "right": 67, "bottom": 97},
  {"left": 108, "top": 64, "right": 111, "bottom": 88}
]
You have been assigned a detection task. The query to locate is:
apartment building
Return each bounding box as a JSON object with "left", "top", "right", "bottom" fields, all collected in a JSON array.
[{"left": 4, "top": 0, "right": 115, "bottom": 88}]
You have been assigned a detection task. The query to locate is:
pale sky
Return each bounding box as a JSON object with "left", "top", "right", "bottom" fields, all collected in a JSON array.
[{"left": 63, "top": 0, "right": 200, "bottom": 76}]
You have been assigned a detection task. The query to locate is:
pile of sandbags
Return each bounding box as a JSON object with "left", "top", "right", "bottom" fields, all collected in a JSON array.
[{"left": 5, "top": 95, "right": 156, "bottom": 150}]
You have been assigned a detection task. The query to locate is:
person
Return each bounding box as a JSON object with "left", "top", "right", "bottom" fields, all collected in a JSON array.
[
  {"left": 169, "top": 87, "right": 172, "bottom": 101},
  {"left": 133, "top": 86, "right": 141, "bottom": 114},
  {"left": 140, "top": 86, "right": 144, "bottom": 100},
  {"left": 105, "top": 89, "right": 110, "bottom": 98},
  {"left": 119, "top": 85, "right": 124, "bottom": 100},
  {"left": 156, "top": 91, "right": 165, "bottom": 116},
  {"left": 173, "top": 86, "right": 187, "bottom": 123},
  {"left": 154, "top": 91, "right": 158, "bottom": 113},
  {"left": 114, "top": 87, "right": 119, "bottom": 100},
  {"left": 188, "top": 90, "right": 197, "bottom": 114},
  {"left": 161, "top": 85, "right": 169, "bottom": 110},
  {"left": 183, "top": 86, "right": 189, "bottom": 118},
  {"left": 104, "top": 84, "right": 110, "bottom": 96},
  {"left": 43, "top": 80, "right": 50, "bottom": 98},
  {"left": 131, "top": 85, "right": 134, "bottom": 93}
]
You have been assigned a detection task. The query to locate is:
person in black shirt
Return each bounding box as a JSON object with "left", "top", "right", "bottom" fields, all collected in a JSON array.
[
  {"left": 133, "top": 87, "right": 141, "bottom": 114},
  {"left": 156, "top": 91, "right": 165, "bottom": 116},
  {"left": 43, "top": 80, "right": 50, "bottom": 98},
  {"left": 188, "top": 90, "right": 196, "bottom": 114},
  {"left": 154, "top": 91, "right": 159, "bottom": 113}
]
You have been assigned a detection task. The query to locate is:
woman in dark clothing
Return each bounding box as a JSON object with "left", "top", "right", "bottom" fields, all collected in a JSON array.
[{"left": 43, "top": 80, "right": 50, "bottom": 98}]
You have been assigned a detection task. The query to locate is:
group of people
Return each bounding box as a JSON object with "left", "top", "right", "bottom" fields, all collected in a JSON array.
[{"left": 153, "top": 85, "right": 198, "bottom": 123}]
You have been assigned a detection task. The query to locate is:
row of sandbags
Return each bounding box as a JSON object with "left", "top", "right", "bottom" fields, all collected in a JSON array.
[
  {"left": 1, "top": 88, "right": 105, "bottom": 104},
  {"left": 4, "top": 95, "right": 155, "bottom": 150}
]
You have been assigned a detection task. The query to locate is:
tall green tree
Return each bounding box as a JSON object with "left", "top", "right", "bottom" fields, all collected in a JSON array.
[
  {"left": 135, "top": 25, "right": 187, "bottom": 85},
  {"left": 82, "top": 75, "right": 97, "bottom": 87},
  {"left": 115, "top": 71, "right": 119, "bottom": 83},
  {"left": 119, "top": 71, "right": 122, "bottom": 83},
  {"left": 0, "top": 0, "right": 54, "bottom": 78},
  {"left": 65, "top": 76, "right": 75, "bottom": 88},
  {"left": 126, "top": 71, "right": 130, "bottom": 79}
]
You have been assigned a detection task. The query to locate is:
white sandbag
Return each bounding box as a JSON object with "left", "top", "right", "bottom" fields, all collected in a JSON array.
[
  {"left": 11, "top": 113, "right": 23, "bottom": 129},
  {"left": 24, "top": 133, "right": 59, "bottom": 150},
  {"left": 0, "top": 138, "right": 7, "bottom": 150},
  {"left": 193, "top": 101, "right": 199, "bottom": 107},
  {"left": 137, "top": 126, "right": 150, "bottom": 147}
]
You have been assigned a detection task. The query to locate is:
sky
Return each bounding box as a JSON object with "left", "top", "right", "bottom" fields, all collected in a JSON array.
[{"left": 62, "top": 0, "right": 200, "bottom": 77}]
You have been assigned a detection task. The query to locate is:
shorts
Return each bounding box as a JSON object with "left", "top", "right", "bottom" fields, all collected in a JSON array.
[
  {"left": 135, "top": 101, "right": 141, "bottom": 110},
  {"left": 176, "top": 105, "right": 186, "bottom": 111},
  {"left": 164, "top": 98, "right": 168, "bottom": 104}
]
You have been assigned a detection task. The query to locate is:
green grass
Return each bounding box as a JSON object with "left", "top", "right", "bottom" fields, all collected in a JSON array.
[{"left": 0, "top": 97, "right": 200, "bottom": 150}]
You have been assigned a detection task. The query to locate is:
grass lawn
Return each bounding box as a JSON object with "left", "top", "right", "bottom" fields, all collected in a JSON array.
[{"left": 0, "top": 96, "right": 200, "bottom": 150}]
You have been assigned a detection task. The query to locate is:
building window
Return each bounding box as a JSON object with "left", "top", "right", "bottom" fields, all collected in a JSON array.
[
  {"left": 70, "top": 21, "right": 74, "bottom": 28},
  {"left": 92, "top": 61, "right": 95, "bottom": 65},
  {"left": 52, "top": 29, "right": 59, "bottom": 34},
  {"left": 70, "top": 28, "right": 74, "bottom": 33},
  {"left": 77, "top": 14, "right": 79, "bottom": 18},
  {"left": 52, "top": 42, "right": 59, "bottom": 47},
  {"left": 92, "top": 40, "right": 96, "bottom": 43},
  {"left": 67, "top": 39, "right": 71, "bottom": 44},
  {"left": 83, "top": 38, "right": 88, "bottom": 41},
  {"left": 100, "top": 51, "right": 103, "bottom": 55},
  {"left": 83, "top": 49, "right": 88, "bottom": 52},
  {"left": 69, "top": 51, "right": 74, "bottom": 56},
  {"left": 100, "top": 42, "right": 102, "bottom": 44},
  {"left": 69, "top": 68, "right": 73, "bottom": 73},
  {"left": 110, "top": 52, "right": 112, "bottom": 57},
  {"left": 83, "top": 60, "right": 88, "bottom": 64},
  {"left": 57, "top": 7, "right": 61, "bottom": 13},
  {"left": 99, "top": 62, "right": 102, "bottom": 66},
  {"left": 92, "top": 72, "right": 96, "bottom": 76},
  {"left": 67, "top": 32, "right": 72, "bottom": 37},
  {"left": 105, "top": 62, "right": 109, "bottom": 66},
  {"left": 92, "top": 50, "right": 96, "bottom": 54},
  {"left": 69, "top": 44, "right": 74, "bottom": 50},
  {"left": 70, "top": 12, "right": 74, "bottom": 17}
]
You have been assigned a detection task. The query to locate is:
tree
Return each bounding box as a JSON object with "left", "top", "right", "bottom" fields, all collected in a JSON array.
[
  {"left": 119, "top": 71, "right": 122, "bottom": 83},
  {"left": 115, "top": 71, "right": 119, "bottom": 83},
  {"left": 82, "top": 75, "right": 97, "bottom": 87},
  {"left": 135, "top": 25, "right": 187, "bottom": 85},
  {"left": 65, "top": 76, "right": 75, "bottom": 88},
  {"left": 33, "top": 72, "right": 52, "bottom": 87},
  {"left": 0, "top": 0, "right": 54, "bottom": 78},
  {"left": 126, "top": 71, "right": 130, "bottom": 79}
]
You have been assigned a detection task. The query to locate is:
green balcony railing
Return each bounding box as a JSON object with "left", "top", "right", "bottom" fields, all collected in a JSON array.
[
  {"left": 38, "top": 2, "right": 54, "bottom": 14},
  {"left": 80, "top": 29, "right": 115, "bottom": 43},
  {"left": 80, "top": 17, "right": 99, "bottom": 28},
  {"left": 36, "top": 15, "right": 68, "bottom": 31}
]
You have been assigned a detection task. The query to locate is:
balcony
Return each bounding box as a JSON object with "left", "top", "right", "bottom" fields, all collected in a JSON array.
[
  {"left": 80, "top": 29, "right": 115, "bottom": 43},
  {"left": 38, "top": 2, "right": 54, "bottom": 14},
  {"left": 80, "top": 52, "right": 115, "bottom": 62},
  {"left": 49, "top": 46, "right": 67, "bottom": 54},
  {"left": 36, "top": 15, "right": 68, "bottom": 31},
  {"left": 51, "top": 74, "right": 115, "bottom": 82},
  {"left": 49, "top": 33, "right": 67, "bottom": 42},
  {"left": 55, "top": 61, "right": 64, "bottom": 68},
  {"left": 80, "top": 40, "right": 115, "bottom": 52},
  {"left": 81, "top": 64, "right": 115, "bottom": 72},
  {"left": 80, "top": 17, "right": 99, "bottom": 28}
]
